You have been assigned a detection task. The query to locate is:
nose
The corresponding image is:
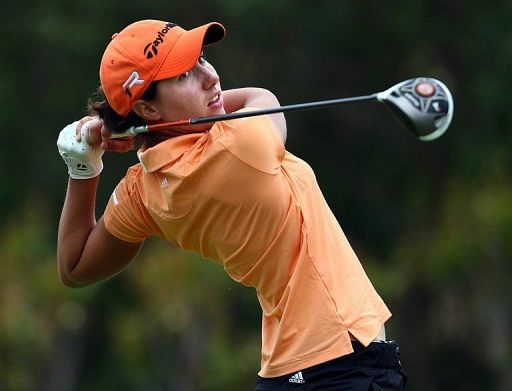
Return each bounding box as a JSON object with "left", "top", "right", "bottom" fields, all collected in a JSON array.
[{"left": 200, "top": 64, "right": 219, "bottom": 90}]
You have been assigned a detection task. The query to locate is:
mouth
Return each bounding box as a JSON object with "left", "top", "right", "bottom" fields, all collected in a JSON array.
[{"left": 208, "top": 92, "right": 222, "bottom": 107}]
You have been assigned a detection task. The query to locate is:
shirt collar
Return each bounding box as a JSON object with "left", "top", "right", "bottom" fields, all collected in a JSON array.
[{"left": 137, "top": 133, "right": 206, "bottom": 173}]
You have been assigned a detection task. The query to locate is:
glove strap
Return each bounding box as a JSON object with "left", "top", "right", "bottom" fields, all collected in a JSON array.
[{"left": 61, "top": 155, "right": 103, "bottom": 179}]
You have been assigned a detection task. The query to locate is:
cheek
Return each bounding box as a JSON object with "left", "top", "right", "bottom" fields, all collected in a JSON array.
[
  {"left": 154, "top": 82, "right": 205, "bottom": 120},
  {"left": 154, "top": 88, "right": 183, "bottom": 119},
  {"left": 157, "top": 95, "right": 194, "bottom": 121},
  {"left": 174, "top": 88, "right": 203, "bottom": 112}
]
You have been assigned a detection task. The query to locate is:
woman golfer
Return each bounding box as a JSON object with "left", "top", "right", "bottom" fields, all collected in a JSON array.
[{"left": 57, "top": 19, "right": 406, "bottom": 390}]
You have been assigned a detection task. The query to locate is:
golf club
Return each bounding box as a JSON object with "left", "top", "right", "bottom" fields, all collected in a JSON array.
[{"left": 110, "top": 77, "right": 454, "bottom": 141}]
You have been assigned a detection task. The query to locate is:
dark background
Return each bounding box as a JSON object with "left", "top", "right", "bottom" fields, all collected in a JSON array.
[{"left": 1, "top": 1, "right": 511, "bottom": 390}]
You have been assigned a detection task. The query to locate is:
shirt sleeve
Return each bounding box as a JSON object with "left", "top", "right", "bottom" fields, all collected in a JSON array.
[
  {"left": 103, "top": 167, "right": 160, "bottom": 243},
  {"left": 217, "top": 113, "right": 285, "bottom": 174}
]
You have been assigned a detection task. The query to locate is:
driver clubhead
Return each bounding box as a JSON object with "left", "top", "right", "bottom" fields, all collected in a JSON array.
[{"left": 376, "top": 77, "right": 454, "bottom": 141}]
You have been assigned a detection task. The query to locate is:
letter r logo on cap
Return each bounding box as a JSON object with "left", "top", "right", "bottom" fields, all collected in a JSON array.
[{"left": 123, "top": 71, "right": 145, "bottom": 97}]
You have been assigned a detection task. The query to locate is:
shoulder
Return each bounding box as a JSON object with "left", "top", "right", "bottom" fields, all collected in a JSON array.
[
  {"left": 222, "top": 88, "right": 287, "bottom": 143},
  {"left": 244, "top": 89, "right": 287, "bottom": 143},
  {"left": 212, "top": 113, "right": 284, "bottom": 174}
]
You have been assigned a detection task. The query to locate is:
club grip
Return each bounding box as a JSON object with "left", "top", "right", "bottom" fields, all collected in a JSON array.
[{"left": 109, "top": 125, "right": 148, "bottom": 139}]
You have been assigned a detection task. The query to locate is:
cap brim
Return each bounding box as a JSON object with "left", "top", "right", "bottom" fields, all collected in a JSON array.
[{"left": 154, "top": 22, "right": 225, "bottom": 81}]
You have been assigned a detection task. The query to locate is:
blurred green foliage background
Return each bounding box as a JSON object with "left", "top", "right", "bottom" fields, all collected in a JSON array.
[{"left": 1, "top": 0, "right": 511, "bottom": 390}]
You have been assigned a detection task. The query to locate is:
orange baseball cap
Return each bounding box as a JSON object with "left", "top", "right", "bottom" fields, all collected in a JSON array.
[{"left": 100, "top": 20, "right": 226, "bottom": 117}]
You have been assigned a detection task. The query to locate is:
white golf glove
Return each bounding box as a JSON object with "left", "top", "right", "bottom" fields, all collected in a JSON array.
[{"left": 57, "top": 120, "right": 104, "bottom": 179}]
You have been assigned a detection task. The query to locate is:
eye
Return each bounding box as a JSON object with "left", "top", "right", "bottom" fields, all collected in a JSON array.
[
  {"left": 178, "top": 71, "right": 190, "bottom": 80},
  {"left": 198, "top": 51, "right": 207, "bottom": 65}
]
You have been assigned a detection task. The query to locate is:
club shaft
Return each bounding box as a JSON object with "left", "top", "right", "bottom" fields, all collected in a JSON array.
[
  {"left": 111, "top": 93, "right": 378, "bottom": 139},
  {"left": 191, "top": 94, "right": 378, "bottom": 124}
]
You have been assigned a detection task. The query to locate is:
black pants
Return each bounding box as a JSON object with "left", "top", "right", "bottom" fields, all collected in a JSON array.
[{"left": 255, "top": 341, "right": 407, "bottom": 390}]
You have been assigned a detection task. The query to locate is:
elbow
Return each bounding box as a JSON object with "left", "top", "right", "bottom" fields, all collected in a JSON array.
[
  {"left": 59, "top": 272, "right": 85, "bottom": 288},
  {"left": 58, "top": 262, "right": 88, "bottom": 288}
]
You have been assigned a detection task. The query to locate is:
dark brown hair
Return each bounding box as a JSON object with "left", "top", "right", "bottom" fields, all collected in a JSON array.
[{"left": 87, "top": 82, "right": 159, "bottom": 133}]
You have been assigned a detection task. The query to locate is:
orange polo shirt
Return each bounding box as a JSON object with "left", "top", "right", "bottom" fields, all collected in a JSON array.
[{"left": 103, "top": 112, "right": 391, "bottom": 377}]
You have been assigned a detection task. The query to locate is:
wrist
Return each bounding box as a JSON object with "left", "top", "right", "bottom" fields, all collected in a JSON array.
[{"left": 65, "top": 156, "right": 104, "bottom": 179}]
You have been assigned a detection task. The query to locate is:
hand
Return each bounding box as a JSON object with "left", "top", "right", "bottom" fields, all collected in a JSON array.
[
  {"left": 57, "top": 117, "right": 105, "bottom": 179},
  {"left": 75, "top": 117, "right": 140, "bottom": 153},
  {"left": 99, "top": 130, "right": 144, "bottom": 153}
]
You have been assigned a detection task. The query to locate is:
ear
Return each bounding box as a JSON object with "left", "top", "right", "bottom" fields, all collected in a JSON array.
[{"left": 132, "top": 100, "right": 162, "bottom": 121}]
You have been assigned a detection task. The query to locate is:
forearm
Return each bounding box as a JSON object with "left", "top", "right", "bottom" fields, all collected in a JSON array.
[{"left": 57, "top": 177, "right": 99, "bottom": 285}]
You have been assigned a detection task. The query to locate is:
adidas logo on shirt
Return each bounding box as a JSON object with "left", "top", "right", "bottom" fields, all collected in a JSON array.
[{"left": 288, "top": 371, "right": 306, "bottom": 384}]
